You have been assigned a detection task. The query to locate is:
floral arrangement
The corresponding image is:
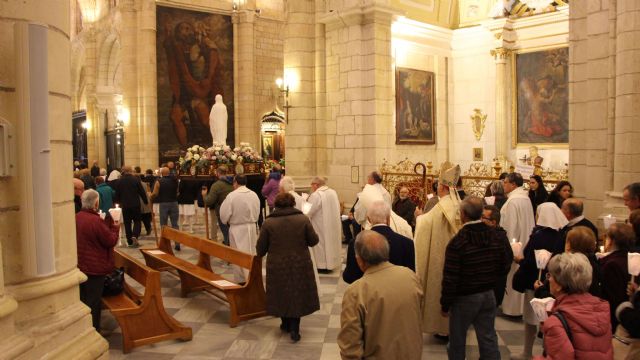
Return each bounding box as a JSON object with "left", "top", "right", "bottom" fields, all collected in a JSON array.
[
  {"left": 178, "top": 142, "right": 263, "bottom": 174},
  {"left": 178, "top": 145, "right": 209, "bottom": 173}
]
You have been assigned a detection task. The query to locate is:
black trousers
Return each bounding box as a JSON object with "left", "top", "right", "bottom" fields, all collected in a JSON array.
[
  {"left": 141, "top": 212, "right": 152, "bottom": 233},
  {"left": 80, "top": 274, "right": 106, "bottom": 330},
  {"left": 280, "top": 317, "right": 301, "bottom": 333},
  {"left": 122, "top": 206, "right": 141, "bottom": 244}
]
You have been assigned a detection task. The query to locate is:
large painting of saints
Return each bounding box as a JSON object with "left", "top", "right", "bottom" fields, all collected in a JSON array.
[
  {"left": 513, "top": 47, "right": 568, "bottom": 146},
  {"left": 156, "top": 6, "right": 234, "bottom": 163},
  {"left": 395, "top": 67, "right": 436, "bottom": 145}
]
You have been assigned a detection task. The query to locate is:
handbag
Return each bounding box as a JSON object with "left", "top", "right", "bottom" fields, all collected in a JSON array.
[{"left": 103, "top": 267, "right": 125, "bottom": 296}]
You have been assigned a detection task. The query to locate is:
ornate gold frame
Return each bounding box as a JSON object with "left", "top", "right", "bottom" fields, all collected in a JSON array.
[
  {"left": 511, "top": 45, "right": 569, "bottom": 149},
  {"left": 470, "top": 108, "right": 487, "bottom": 141}
]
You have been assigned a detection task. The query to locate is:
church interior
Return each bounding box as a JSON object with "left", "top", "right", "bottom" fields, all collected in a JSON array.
[{"left": 0, "top": 0, "right": 639, "bottom": 359}]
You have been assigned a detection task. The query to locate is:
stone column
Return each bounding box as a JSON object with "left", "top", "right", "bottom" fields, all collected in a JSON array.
[
  {"left": 284, "top": 0, "right": 318, "bottom": 180},
  {"left": 83, "top": 25, "right": 100, "bottom": 166},
  {"left": 235, "top": 5, "right": 258, "bottom": 147},
  {"left": 137, "top": 0, "right": 158, "bottom": 170},
  {"left": 490, "top": 48, "right": 511, "bottom": 164},
  {"left": 317, "top": 2, "right": 398, "bottom": 200},
  {"left": 569, "top": 0, "right": 640, "bottom": 221},
  {"left": 120, "top": 0, "right": 140, "bottom": 166},
  {"left": 0, "top": 0, "right": 107, "bottom": 357}
]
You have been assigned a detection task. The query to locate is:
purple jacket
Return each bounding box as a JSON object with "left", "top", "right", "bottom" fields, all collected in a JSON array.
[{"left": 261, "top": 178, "right": 280, "bottom": 207}]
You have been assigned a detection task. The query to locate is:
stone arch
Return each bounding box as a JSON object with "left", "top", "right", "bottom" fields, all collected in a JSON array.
[
  {"left": 98, "top": 32, "right": 121, "bottom": 89},
  {"left": 70, "top": 40, "right": 86, "bottom": 111}
]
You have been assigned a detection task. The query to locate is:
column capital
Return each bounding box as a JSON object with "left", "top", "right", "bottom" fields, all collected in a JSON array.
[{"left": 490, "top": 48, "right": 512, "bottom": 61}]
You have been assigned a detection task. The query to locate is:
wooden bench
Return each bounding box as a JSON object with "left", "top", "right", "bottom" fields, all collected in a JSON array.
[
  {"left": 102, "top": 249, "right": 192, "bottom": 353},
  {"left": 141, "top": 226, "right": 267, "bottom": 327}
]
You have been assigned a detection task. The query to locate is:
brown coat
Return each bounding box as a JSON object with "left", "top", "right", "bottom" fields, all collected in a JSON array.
[
  {"left": 256, "top": 207, "right": 320, "bottom": 317},
  {"left": 338, "top": 262, "right": 424, "bottom": 360}
]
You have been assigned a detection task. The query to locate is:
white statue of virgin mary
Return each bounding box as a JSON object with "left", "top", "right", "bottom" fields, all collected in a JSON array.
[{"left": 209, "top": 94, "right": 228, "bottom": 145}]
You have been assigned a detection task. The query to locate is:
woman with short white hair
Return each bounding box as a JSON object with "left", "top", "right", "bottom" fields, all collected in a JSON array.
[
  {"left": 279, "top": 175, "right": 304, "bottom": 211},
  {"left": 535, "top": 252, "right": 613, "bottom": 359},
  {"left": 76, "top": 189, "right": 120, "bottom": 331}
]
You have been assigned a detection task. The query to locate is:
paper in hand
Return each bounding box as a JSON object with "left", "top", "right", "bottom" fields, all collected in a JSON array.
[
  {"left": 535, "top": 249, "right": 553, "bottom": 269},
  {"left": 603, "top": 215, "right": 617, "bottom": 230},
  {"left": 485, "top": 196, "right": 496, "bottom": 205},
  {"left": 530, "top": 297, "right": 555, "bottom": 322},
  {"left": 628, "top": 253, "right": 640, "bottom": 276}
]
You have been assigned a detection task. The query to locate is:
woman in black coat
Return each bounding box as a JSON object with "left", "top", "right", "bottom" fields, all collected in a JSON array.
[
  {"left": 256, "top": 192, "right": 320, "bottom": 342},
  {"left": 600, "top": 223, "right": 636, "bottom": 331},
  {"left": 528, "top": 175, "right": 548, "bottom": 216},
  {"left": 513, "top": 202, "right": 568, "bottom": 358}
]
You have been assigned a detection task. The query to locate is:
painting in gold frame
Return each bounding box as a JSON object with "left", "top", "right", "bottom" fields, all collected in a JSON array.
[
  {"left": 511, "top": 47, "right": 568, "bottom": 148},
  {"left": 395, "top": 67, "right": 436, "bottom": 145}
]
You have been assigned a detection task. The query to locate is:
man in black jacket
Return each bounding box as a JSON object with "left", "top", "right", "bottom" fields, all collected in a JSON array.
[
  {"left": 392, "top": 186, "right": 416, "bottom": 229},
  {"left": 115, "top": 166, "right": 148, "bottom": 247},
  {"left": 442, "top": 197, "right": 513, "bottom": 360},
  {"left": 342, "top": 201, "right": 415, "bottom": 284},
  {"left": 561, "top": 198, "right": 598, "bottom": 247}
]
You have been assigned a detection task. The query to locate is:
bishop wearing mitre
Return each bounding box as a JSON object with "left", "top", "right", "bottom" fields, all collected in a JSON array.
[{"left": 414, "top": 161, "right": 462, "bottom": 337}]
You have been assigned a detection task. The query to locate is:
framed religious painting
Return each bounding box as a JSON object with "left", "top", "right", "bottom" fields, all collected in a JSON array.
[
  {"left": 512, "top": 47, "right": 568, "bottom": 147},
  {"left": 156, "top": 6, "right": 235, "bottom": 164},
  {"left": 395, "top": 67, "right": 436, "bottom": 145}
]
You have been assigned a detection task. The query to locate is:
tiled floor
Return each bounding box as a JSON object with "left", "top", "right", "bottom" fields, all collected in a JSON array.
[{"left": 105, "top": 217, "right": 542, "bottom": 359}]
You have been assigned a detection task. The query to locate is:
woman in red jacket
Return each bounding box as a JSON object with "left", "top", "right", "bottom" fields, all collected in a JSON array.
[
  {"left": 535, "top": 252, "right": 613, "bottom": 360},
  {"left": 76, "top": 189, "right": 120, "bottom": 330}
]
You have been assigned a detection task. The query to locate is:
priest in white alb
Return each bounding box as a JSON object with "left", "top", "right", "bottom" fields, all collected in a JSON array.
[
  {"left": 414, "top": 162, "right": 462, "bottom": 337},
  {"left": 499, "top": 172, "right": 535, "bottom": 317},
  {"left": 307, "top": 176, "right": 342, "bottom": 272},
  {"left": 219, "top": 174, "right": 260, "bottom": 282},
  {"left": 354, "top": 171, "right": 391, "bottom": 225}
]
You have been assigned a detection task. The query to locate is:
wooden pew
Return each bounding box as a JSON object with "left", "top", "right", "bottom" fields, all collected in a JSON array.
[
  {"left": 102, "top": 249, "right": 192, "bottom": 353},
  {"left": 141, "top": 226, "right": 267, "bottom": 327}
]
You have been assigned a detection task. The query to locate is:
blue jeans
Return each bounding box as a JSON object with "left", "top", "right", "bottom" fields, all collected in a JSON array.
[
  {"left": 159, "top": 202, "right": 179, "bottom": 230},
  {"left": 448, "top": 290, "right": 500, "bottom": 360}
]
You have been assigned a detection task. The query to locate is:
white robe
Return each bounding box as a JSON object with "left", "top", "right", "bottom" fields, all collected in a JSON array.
[
  {"left": 414, "top": 193, "right": 461, "bottom": 334},
  {"left": 219, "top": 186, "right": 260, "bottom": 282},
  {"left": 354, "top": 184, "right": 386, "bottom": 225},
  {"left": 499, "top": 186, "right": 535, "bottom": 316},
  {"left": 307, "top": 186, "right": 342, "bottom": 270},
  {"left": 209, "top": 94, "right": 228, "bottom": 145}
]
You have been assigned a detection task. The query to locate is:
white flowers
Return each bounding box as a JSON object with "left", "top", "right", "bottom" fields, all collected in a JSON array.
[{"left": 193, "top": 154, "right": 201, "bottom": 161}]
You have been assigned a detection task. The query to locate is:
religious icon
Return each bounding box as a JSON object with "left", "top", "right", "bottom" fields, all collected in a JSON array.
[
  {"left": 470, "top": 108, "right": 487, "bottom": 141},
  {"left": 395, "top": 67, "right": 436, "bottom": 145},
  {"left": 156, "top": 6, "right": 235, "bottom": 163},
  {"left": 473, "top": 148, "right": 483, "bottom": 162},
  {"left": 513, "top": 47, "right": 568, "bottom": 147}
]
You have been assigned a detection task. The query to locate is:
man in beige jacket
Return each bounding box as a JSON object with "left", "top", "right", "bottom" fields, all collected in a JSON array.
[{"left": 338, "top": 230, "right": 423, "bottom": 360}]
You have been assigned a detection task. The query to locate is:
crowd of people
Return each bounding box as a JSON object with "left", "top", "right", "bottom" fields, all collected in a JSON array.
[{"left": 73, "top": 157, "right": 640, "bottom": 359}]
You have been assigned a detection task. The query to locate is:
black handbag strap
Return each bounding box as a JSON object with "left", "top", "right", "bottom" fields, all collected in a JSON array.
[{"left": 552, "top": 311, "right": 574, "bottom": 344}]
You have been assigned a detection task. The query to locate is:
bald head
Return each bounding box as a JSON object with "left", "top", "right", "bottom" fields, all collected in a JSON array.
[
  {"left": 160, "top": 167, "right": 170, "bottom": 176},
  {"left": 561, "top": 198, "right": 583, "bottom": 220},
  {"left": 354, "top": 230, "right": 389, "bottom": 269},
  {"left": 121, "top": 165, "right": 133, "bottom": 174}
]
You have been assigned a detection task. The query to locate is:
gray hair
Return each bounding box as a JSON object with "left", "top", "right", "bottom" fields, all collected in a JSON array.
[
  {"left": 460, "top": 196, "right": 484, "bottom": 221},
  {"left": 369, "top": 171, "right": 383, "bottom": 184},
  {"left": 489, "top": 180, "right": 504, "bottom": 197},
  {"left": 280, "top": 176, "right": 296, "bottom": 192},
  {"left": 311, "top": 176, "right": 326, "bottom": 186},
  {"left": 547, "top": 252, "right": 592, "bottom": 294},
  {"left": 99, "top": 168, "right": 107, "bottom": 176},
  {"left": 354, "top": 230, "right": 389, "bottom": 266},
  {"left": 81, "top": 189, "right": 100, "bottom": 210},
  {"left": 366, "top": 201, "right": 390, "bottom": 225}
]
